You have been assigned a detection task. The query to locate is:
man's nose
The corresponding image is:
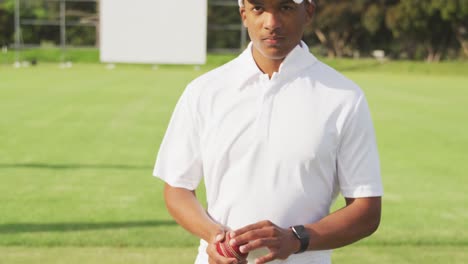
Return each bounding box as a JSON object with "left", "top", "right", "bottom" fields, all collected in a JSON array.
[{"left": 264, "top": 11, "right": 282, "bottom": 31}]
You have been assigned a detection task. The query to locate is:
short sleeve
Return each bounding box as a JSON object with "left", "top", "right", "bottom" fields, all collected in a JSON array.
[
  {"left": 153, "top": 85, "right": 203, "bottom": 190},
  {"left": 337, "top": 94, "right": 383, "bottom": 198}
]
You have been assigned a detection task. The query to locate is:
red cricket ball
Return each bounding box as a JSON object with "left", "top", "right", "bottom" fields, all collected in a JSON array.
[{"left": 216, "top": 233, "right": 248, "bottom": 261}]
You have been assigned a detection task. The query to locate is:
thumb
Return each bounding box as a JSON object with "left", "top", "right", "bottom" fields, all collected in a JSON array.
[
  {"left": 215, "top": 231, "right": 225, "bottom": 242},
  {"left": 213, "top": 226, "right": 229, "bottom": 243}
]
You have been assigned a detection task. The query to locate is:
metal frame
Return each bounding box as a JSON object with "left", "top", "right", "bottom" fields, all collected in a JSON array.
[
  {"left": 12, "top": 0, "right": 247, "bottom": 63},
  {"left": 13, "top": 0, "right": 98, "bottom": 62},
  {"left": 209, "top": 1, "right": 247, "bottom": 52}
]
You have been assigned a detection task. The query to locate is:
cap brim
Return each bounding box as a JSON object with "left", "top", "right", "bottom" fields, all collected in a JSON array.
[{"left": 238, "top": 0, "right": 310, "bottom": 7}]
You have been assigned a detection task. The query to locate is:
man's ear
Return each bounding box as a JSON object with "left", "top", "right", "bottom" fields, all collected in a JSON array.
[
  {"left": 239, "top": 7, "right": 248, "bottom": 28},
  {"left": 305, "top": 2, "right": 315, "bottom": 23}
]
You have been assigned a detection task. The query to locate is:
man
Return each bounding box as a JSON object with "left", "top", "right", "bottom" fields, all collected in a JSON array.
[{"left": 154, "top": 0, "right": 383, "bottom": 263}]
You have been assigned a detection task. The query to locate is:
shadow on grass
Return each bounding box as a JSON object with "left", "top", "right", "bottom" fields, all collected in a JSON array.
[
  {"left": 0, "top": 163, "right": 152, "bottom": 170},
  {"left": 0, "top": 220, "right": 176, "bottom": 234}
]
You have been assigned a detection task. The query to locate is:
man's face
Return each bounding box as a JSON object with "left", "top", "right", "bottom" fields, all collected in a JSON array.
[{"left": 240, "top": 0, "right": 314, "bottom": 61}]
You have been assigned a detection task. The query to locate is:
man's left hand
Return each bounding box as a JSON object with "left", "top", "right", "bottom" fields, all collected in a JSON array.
[{"left": 228, "top": 220, "right": 300, "bottom": 264}]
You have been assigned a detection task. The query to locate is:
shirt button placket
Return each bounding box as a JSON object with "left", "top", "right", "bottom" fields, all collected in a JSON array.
[{"left": 256, "top": 76, "right": 276, "bottom": 141}]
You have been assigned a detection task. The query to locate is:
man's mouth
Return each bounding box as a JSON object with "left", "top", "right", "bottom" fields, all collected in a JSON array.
[{"left": 263, "top": 36, "right": 285, "bottom": 45}]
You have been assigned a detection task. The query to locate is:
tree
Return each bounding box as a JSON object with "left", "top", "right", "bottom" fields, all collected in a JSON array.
[
  {"left": 207, "top": 0, "right": 243, "bottom": 50},
  {"left": 385, "top": 0, "right": 464, "bottom": 61},
  {"left": 309, "top": 1, "right": 359, "bottom": 58},
  {"left": 0, "top": 0, "right": 14, "bottom": 46},
  {"left": 309, "top": 0, "right": 391, "bottom": 58},
  {"left": 430, "top": 0, "right": 468, "bottom": 57},
  {"left": 0, "top": 0, "right": 98, "bottom": 47}
]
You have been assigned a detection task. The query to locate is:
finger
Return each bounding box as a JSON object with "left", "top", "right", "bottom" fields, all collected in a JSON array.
[
  {"left": 213, "top": 226, "right": 231, "bottom": 243},
  {"left": 231, "top": 220, "right": 273, "bottom": 238},
  {"left": 255, "top": 252, "right": 276, "bottom": 264},
  {"left": 208, "top": 257, "right": 238, "bottom": 264},
  {"left": 231, "top": 226, "right": 278, "bottom": 246},
  {"left": 207, "top": 243, "right": 238, "bottom": 264},
  {"left": 215, "top": 231, "right": 226, "bottom": 243},
  {"left": 239, "top": 238, "right": 277, "bottom": 254}
]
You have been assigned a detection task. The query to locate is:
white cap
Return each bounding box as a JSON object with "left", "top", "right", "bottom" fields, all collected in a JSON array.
[{"left": 238, "top": 0, "right": 313, "bottom": 7}]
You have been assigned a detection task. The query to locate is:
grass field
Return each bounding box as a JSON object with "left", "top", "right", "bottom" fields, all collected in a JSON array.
[{"left": 0, "top": 59, "right": 467, "bottom": 263}]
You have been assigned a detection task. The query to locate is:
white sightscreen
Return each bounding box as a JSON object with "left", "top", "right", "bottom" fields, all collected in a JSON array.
[{"left": 100, "top": 0, "right": 207, "bottom": 64}]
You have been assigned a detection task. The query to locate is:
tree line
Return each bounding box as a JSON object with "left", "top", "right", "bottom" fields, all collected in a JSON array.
[
  {"left": 0, "top": 0, "right": 97, "bottom": 47},
  {"left": 1, "top": 0, "right": 467, "bottom": 61},
  {"left": 307, "top": 0, "right": 468, "bottom": 61},
  {"left": 208, "top": 0, "right": 468, "bottom": 61}
]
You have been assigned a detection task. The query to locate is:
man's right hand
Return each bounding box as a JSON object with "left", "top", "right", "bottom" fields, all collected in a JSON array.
[
  {"left": 207, "top": 227, "right": 243, "bottom": 264},
  {"left": 163, "top": 184, "right": 244, "bottom": 263}
]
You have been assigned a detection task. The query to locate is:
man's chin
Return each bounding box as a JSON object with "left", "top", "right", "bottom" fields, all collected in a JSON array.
[
  {"left": 259, "top": 48, "right": 289, "bottom": 61},
  {"left": 251, "top": 42, "right": 291, "bottom": 61}
]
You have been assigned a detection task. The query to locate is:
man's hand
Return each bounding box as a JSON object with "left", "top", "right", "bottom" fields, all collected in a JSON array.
[
  {"left": 207, "top": 226, "right": 244, "bottom": 264},
  {"left": 164, "top": 184, "right": 245, "bottom": 263},
  {"left": 228, "top": 220, "right": 300, "bottom": 264}
]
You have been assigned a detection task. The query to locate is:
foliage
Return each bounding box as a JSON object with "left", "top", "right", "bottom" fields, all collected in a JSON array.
[
  {"left": 207, "top": 2, "right": 243, "bottom": 50},
  {"left": 385, "top": 0, "right": 467, "bottom": 61},
  {"left": 0, "top": 0, "right": 97, "bottom": 47}
]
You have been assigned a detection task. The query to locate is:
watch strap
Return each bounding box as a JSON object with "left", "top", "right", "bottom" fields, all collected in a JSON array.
[{"left": 291, "top": 225, "right": 309, "bottom": 254}]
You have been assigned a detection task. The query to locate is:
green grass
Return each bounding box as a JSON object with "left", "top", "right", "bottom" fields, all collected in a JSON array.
[
  {"left": 0, "top": 246, "right": 465, "bottom": 264},
  {"left": 2, "top": 47, "right": 467, "bottom": 74},
  {"left": 1, "top": 48, "right": 101, "bottom": 63},
  {"left": 0, "top": 61, "right": 467, "bottom": 263}
]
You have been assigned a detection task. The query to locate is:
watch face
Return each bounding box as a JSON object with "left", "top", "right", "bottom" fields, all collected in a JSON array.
[
  {"left": 296, "top": 225, "right": 305, "bottom": 232},
  {"left": 293, "top": 225, "right": 306, "bottom": 238}
]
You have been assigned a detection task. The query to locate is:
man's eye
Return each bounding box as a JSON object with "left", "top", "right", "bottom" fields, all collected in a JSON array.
[
  {"left": 252, "top": 6, "right": 263, "bottom": 12},
  {"left": 281, "top": 5, "right": 294, "bottom": 11}
]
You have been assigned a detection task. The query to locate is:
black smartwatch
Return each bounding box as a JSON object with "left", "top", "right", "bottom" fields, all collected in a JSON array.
[{"left": 291, "top": 225, "right": 309, "bottom": 254}]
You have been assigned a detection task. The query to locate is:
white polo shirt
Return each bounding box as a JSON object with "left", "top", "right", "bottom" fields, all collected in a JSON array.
[{"left": 154, "top": 42, "right": 383, "bottom": 264}]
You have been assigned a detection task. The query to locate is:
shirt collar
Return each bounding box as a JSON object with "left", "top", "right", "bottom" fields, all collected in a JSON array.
[
  {"left": 233, "top": 41, "right": 318, "bottom": 90},
  {"left": 276, "top": 41, "right": 318, "bottom": 79}
]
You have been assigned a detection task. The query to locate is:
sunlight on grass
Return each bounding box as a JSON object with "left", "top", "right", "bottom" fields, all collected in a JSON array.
[{"left": 0, "top": 61, "right": 466, "bottom": 263}]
